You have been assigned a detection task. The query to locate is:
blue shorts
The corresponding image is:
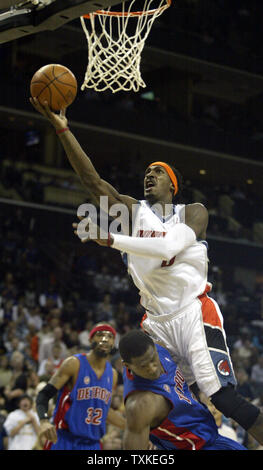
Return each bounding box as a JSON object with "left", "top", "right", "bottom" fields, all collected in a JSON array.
[
  {"left": 202, "top": 434, "right": 246, "bottom": 450},
  {"left": 48, "top": 429, "right": 102, "bottom": 450},
  {"left": 152, "top": 433, "right": 246, "bottom": 451}
]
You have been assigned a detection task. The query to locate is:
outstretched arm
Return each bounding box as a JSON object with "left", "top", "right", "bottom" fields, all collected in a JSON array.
[
  {"left": 29, "top": 98, "right": 137, "bottom": 211},
  {"left": 74, "top": 219, "right": 196, "bottom": 260},
  {"left": 110, "top": 223, "right": 196, "bottom": 260},
  {"left": 73, "top": 203, "right": 207, "bottom": 260}
]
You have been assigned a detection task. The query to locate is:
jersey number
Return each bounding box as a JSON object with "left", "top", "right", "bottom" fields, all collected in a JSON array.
[
  {"left": 85, "top": 407, "right": 103, "bottom": 426},
  {"left": 161, "top": 256, "right": 176, "bottom": 268}
]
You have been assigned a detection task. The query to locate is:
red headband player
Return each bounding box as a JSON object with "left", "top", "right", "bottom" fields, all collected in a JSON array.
[{"left": 36, "top": 323, "right": 124, "bottom": 450}]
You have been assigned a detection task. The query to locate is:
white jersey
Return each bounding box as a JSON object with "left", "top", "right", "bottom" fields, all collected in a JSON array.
[{"left": 124, "top": 201, "right": 209, "bottom": 316}]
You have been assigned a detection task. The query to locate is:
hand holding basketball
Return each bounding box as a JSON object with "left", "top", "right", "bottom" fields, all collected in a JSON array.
[
  {"left": 30, "top": 64, "right": 77, "bottom": 131},
  {"left": 30, "top": 64, "right": 77, "bottom": 111},
  {"left": 30, "top": 97, "right": 68, "bottom": 131}
]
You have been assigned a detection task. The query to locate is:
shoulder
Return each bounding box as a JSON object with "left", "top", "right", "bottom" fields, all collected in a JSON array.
[
  {"left": 49, "top": 356, "right": 80, "bottom": 390},
  {"left": 185, "top": 203, "right": 208, "bottom": 218},
  {"left": 125, "top": 390, "right": 160, "bottom": 417},
  {"left": 57, "top": 355, "right": 80, "bottom": 374},
  {"left": 49, "top": 355, "right": 80, "bottom": 389},
  {"left": 125, "top": 390, "right": 165, "bottom": 431},
  {"left": 119, "top": 194, "right": 139, "bottom": 213},
  {"left": 120, "top": 195, "right": 139, "bottom": 205},
  {"left": 185, "top": 203, "right": 208, "bottom": 238},
  {"left": 5, "top": 409, "right": 18, "bottom": 420}
]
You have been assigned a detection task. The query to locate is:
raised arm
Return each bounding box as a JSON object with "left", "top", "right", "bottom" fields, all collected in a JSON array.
[{"left": 29, "top": 98, "right": 137, "bottom": 212}]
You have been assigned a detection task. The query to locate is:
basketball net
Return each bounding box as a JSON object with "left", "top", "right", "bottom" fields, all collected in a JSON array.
[{"left": 80, "top": 0, "right": 171, "bottom": 93}]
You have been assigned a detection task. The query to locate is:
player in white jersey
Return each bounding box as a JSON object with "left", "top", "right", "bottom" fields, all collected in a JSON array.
[
  {"left": 114, "top": 196, "right": 218, "bottom": 394},
  {"left": 125, "top": 199, "right": 208, "bottom": 316},
  {"left": 30, "top": 99, "right": 263, "bottom": 445}
]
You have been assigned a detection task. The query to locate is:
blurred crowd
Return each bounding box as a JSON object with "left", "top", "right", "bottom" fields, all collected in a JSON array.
[
  {"left": 1, "top": 154, "right": 263, "bottom": 245},
  {"left": 161, "top": 0, "right": 263, "bottom": 74}
]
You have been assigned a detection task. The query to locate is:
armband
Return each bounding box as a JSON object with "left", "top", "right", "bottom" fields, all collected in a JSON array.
[
  {"left": 211, "top": 385, "right": 260, "bottom": 430},
  {"left": 36, "top": 383, "right": 58, "bottom": 420}
]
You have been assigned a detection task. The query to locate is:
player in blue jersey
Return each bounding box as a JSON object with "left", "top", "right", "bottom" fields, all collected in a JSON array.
[
  {"left": 119, "top": 330, "right": 246, "bottom": 450},
  {"left": 36, "top": 323, "right": 125, "bottom": 450}
]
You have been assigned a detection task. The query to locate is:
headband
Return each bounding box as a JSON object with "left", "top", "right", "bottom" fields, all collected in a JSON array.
[
  {"left": 89, "top": 324, "right": 117, "bottom": 340},
  {"left": 149, "top": 161, "right": 178, "bottom": 196}
]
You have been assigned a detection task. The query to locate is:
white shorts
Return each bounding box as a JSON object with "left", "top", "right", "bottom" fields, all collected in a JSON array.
[{"left": 141, "top": 292, "right": 236, "bottom": 397}]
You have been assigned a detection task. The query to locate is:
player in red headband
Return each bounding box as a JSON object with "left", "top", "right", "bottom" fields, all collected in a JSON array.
[
  {"left": 31, "top": 99, "right": 263, "bottom": 445},
  {"left": 35, "top": 322, "right": 124, "bottom": 450},
  {"left": 89, "top": 323, "right": 117, "bottom": 357}
]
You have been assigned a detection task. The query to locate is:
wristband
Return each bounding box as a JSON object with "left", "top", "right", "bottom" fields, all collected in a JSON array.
[{"left": 56, "top": 127, "right": 69, "bottom": 135}]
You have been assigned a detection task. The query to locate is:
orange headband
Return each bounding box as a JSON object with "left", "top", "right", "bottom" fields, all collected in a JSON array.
[{"left": 149, "top": 161, "right": 178, "bottom": 196}]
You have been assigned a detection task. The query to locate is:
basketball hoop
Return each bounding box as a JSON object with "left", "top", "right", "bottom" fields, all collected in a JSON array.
[{"left": 80, "top": 0, "right": 171, "bottom": 93}]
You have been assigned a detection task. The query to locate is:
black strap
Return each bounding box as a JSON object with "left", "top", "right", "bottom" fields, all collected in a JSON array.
[{"left": 36, "top": 383, "right": 58, "bottom": 420}]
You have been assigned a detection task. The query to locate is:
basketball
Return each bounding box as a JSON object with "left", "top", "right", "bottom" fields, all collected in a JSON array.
[{"left": 30, "top": 64, "right": 77, "bottom": 111}]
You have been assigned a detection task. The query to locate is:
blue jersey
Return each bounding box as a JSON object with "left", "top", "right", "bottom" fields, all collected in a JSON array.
[
  {"left": 123, "top": 344, "right": 223, "bottom": 450},
  {"left": 52, "top": 353, "right": 113, "bottom": 444}
]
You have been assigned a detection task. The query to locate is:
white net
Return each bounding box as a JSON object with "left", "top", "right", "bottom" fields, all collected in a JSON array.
[{"left": 80, "top": 0, "right": 171, "bottom": 93}]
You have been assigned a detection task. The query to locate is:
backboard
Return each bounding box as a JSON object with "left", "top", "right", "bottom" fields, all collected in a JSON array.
[{"left": 0, "top": 0, "right": 128, "bottom": 44}]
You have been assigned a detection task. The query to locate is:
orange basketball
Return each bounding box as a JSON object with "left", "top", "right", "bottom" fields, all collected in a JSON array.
[{"left": 30, "top": 64, "right": 77, "bottom": 111}]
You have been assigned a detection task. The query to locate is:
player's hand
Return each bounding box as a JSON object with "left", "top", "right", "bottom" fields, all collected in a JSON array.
[
  {"left": 29, "top": 97, "right": 68, "bottom": 130},
  {"left": 72, "top": 217, "right": 112, "bottom": 247},
  {"left": 38, "top": 420, "right": 57, "bottom": 443},
  {"left": 148, "top": 441, "right": 157, "bottom": 450}
]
